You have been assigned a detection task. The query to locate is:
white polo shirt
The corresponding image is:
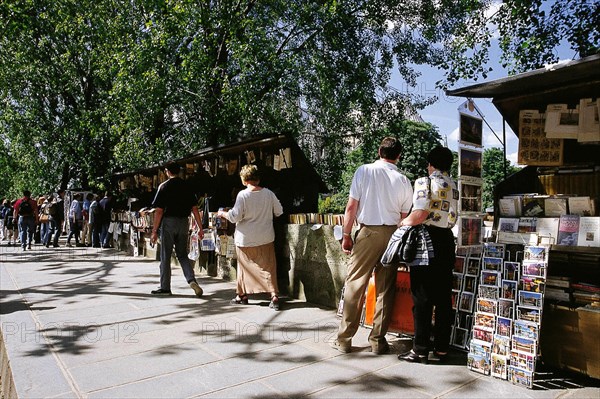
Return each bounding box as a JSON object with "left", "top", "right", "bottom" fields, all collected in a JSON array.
[{"left": 349, "top": 159, "right": 413, "bottom": 226}]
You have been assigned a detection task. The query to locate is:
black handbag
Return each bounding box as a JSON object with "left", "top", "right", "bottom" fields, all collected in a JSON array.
[{"left": 398, "top": 226, "right": 420, "bottom": 263}]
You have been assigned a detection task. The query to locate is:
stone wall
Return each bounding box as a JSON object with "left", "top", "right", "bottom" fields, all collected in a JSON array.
[{"left": 281, "top": 224, "right": 348, "bottom": 309}]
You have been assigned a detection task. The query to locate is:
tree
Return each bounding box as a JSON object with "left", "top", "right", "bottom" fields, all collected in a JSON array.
[
  {"left": 1, "top": 0, "right": 597, "bottom": 198},
  {"left": 319, "top": 119, "right": 442, "bottom": 213},
  {"left": 0, "top": 0, "right": 122, "bottom": 196},
  {"left": 482, "top": 147, "right": 521, "bottom": 210}
]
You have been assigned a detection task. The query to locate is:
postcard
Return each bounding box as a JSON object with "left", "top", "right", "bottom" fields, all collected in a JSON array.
[
  {"left": 497, "top": 298, "right": 515, "bottom": 319},
  {"left": 452, "top": 291, "right": 459, "bottom": 310},
  {"left": 520, "top": 276, "right": 545, "bottom": 293},
  {"left": 492, "top": 334, "right": 511, "bottom": 356},
  {"left": 518, "top": 290, "right": 543, "bottom": 308},
  {"left": 524, "top": 245, "right": 548, "bottom": 262},
  {"left": 472, "top": 326, "right": 494, "bottom": 343},
  {"left": 459, "top": 216, "right": 483, "bottom": 246},
  {"left": 454, "top": 256, "right": 466, "bottom": 274},
  {"left": 481, "top": 270, "right": 501, "bottom": 287},
  {"left": 495, "top": 317, "right": 512, "bottom": 337},
  {"left": 459, "top": 147, "right": 483, "bottom": 179},
  {"left": 503, "top": 261, "right": 520, "bottom": 281},
  {"left": 474, "top": 311, "right": 495, "bottom": 331},
  {"left": 467, "top": 257, "right": 481, "bottom": 275},
  {"left": 482, "top": 257, "right": 503, "bottom": 271},
  {"left": 501, "top": 280, "right": 518, "bottom": 300},
  {"left": 477, "top": 299, "right": 497, "bottom": 315},
  {"left": 510, "top": 350, "right": 536, "bottom": 373},
  {"left": 512, "top": 335, "right": 537, "bottom": 355},
  {"left": 452, "top": 272, "right": 464, "bottom": 292},
  {"left": 463, "top": 275, "right": 477, "bottom": 293},
  {"left": 483, "top": 243, "right": 505, "bottom": 259},
  {"left": 459, "top": 292, "right": 475, "bottom": 312},
  {"left": 460, "top": 113, "right": 483, "bottom": 147},
  {"left": 517, "top": 306, "right": 541, "bottom": 325},
  {"left": 479, "top": 284, "right": 500, "bottom": 300},
  {"left": 467, "top": 340, "right": 491, "bottom": 375},
  {"left": 522, "top": 261, "right": 546, "bottom": 278},
  {"left": 456, "top": 246, "right": 471, "bottom": 257},
  {"left": 491, "top": 354, "right": 509, "bottom": 380},
  {"left": 513, "top": 319, "right": 539, "bottom": 341},
  {"left": 509, "top": 366, "right": 533, "bottom": 389}
]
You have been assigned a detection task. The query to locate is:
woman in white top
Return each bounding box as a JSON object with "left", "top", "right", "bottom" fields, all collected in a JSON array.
[{"left": 218, "top": 164, "right": 284, "bottom": 310}]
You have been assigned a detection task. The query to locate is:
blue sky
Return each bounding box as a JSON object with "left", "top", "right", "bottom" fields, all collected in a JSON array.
[
  {"left": 393, "top": 60, "right": 521, "bottom": 164},
  {"left": 389, "top": 35, "right": 575, "bottom": 166}
]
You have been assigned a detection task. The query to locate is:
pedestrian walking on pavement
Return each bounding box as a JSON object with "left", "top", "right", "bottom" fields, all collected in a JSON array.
[
  {"left": 67, "top": 193, "right": 84, "bottom": 247},
  {"left": 99, "top": 191, "right": 114, "bottom": 248},
  {"left": 46, "top": 189, "right": 66, "bottom": 248},
  {"left": 150, "top": 162, "right": 204, "bottom": 297},
  {"left": 332, "top": 137, "right": 413, "bottom": 354},
  {"left": 13, "top": 190, "right": 39, "bottom": 251},
  {"left": 217, "top": 164, "right": 284, "bottom": 311}
]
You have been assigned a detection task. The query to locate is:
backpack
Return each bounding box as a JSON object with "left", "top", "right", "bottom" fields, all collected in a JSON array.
[{"left": 18, "top": 199, "right": 33, "bottom": 216}]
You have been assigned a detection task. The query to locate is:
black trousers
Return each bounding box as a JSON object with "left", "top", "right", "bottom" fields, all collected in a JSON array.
[{"left": 409, "top": 225, "right": 455, "bottom": 355}]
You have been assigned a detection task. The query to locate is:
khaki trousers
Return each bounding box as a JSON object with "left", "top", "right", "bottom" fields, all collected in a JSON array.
[{"left": 337, "top": 225, "right": 398, "bottom": 349}]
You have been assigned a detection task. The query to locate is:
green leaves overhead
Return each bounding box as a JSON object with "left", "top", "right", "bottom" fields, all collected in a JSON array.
[{"left": 1, "top": 0, "right": 597, "bottom": 198}]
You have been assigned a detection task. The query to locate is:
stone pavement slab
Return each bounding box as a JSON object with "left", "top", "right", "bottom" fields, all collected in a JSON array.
[{"left": 1, "top": 243, "right": 599, "bottom": 398}]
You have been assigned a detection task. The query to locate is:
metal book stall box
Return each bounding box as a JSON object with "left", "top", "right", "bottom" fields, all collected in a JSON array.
[
  {"left": 446, "top": 54, "right": 600, "bottom": 386},
  {"left": 110, "top": 134, "right": 328, "bottom": 286}
]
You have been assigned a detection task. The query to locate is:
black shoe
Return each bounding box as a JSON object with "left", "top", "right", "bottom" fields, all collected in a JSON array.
[
  {"left": 398, "top": 350, "right": 427, "bottom": 363},
  {"left": 151, "top": 288, "right": 172, "bottom": 295}
]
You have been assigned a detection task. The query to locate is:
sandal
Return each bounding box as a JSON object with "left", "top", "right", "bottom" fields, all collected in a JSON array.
[
  {"left": 230, "top": 294, "right": 248, "bottom": 305},
  {"left": 269, "top": 295, "right": 280, "bottom": 311}
]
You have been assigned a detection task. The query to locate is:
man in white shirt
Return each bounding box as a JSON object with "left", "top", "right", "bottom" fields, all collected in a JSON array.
[{"left": 332, "top": 137, "right": 413, "bottom": 354}]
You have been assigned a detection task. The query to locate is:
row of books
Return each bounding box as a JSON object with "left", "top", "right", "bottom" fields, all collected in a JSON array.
[
  {"left": 288, "top": 213, "right": 346, "bottom": 225},
  {"left": 496, "top": 215, "right": 599, "bottom": 247},
  {"left": 499, "top": 194, "right": 596, "bottom": 218},
  {"left": 545, "top": 276, "right": 600, "bottom": 307}
]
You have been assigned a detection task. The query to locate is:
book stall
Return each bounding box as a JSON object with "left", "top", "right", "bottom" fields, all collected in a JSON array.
[
  {"left": 447, "top": 54, "right": 600, "bottom": 386},
  {"left": 111, "top": 134, "right": 328, "bottom": 280}
]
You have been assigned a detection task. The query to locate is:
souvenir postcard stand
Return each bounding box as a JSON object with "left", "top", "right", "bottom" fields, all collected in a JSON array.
[
  {"left": 451, "top": 245, "right": 481, "bottom": 350},
  {"left": 465, "top": 243, "right": 549, "bottom": 389}
]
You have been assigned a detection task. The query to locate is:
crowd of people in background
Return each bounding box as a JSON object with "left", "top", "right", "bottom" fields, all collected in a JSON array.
[{"left": 0, "top": 189, "right": 114, "bottom": 251}]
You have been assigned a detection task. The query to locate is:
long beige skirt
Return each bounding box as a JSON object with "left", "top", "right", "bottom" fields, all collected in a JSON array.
[{"left": 236, "top": 242, "right": 279, "bottom": 295}]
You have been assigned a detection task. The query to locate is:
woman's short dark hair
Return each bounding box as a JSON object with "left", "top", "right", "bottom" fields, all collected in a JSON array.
[
  {"left": 165, "top": 163, "right": 181, "bottom": 175},
  {"left": 378, "top": 137, "right": 402, "bottom": 160},
  {"left": 427, "top": 146, "right": 453, "bottom": 172}
]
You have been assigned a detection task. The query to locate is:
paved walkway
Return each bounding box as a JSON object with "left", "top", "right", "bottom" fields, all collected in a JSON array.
[{"left": 1, "top": 242, "right": 599, "bottom": 398}]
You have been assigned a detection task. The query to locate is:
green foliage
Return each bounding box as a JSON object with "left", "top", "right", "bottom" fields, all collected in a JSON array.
[
  {"left": 1, "top": 0, "right": 596, "bottom": 198},
  {"left": 317, "top": 120, "right": 443, "bottom": 213},
  {"left": 482, "top": 147, "right": 521, "bottom": 209}
]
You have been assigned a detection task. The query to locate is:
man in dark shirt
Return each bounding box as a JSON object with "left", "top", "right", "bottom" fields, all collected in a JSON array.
[
  {"left": 46, "top": 189, "right": 65, "bottom": 248},
  {"left": 99, "top": 191, "right": 113, "bottom": 248},
  {"left": 150, "top": 162, "right": 204, "bottom": 297}
]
